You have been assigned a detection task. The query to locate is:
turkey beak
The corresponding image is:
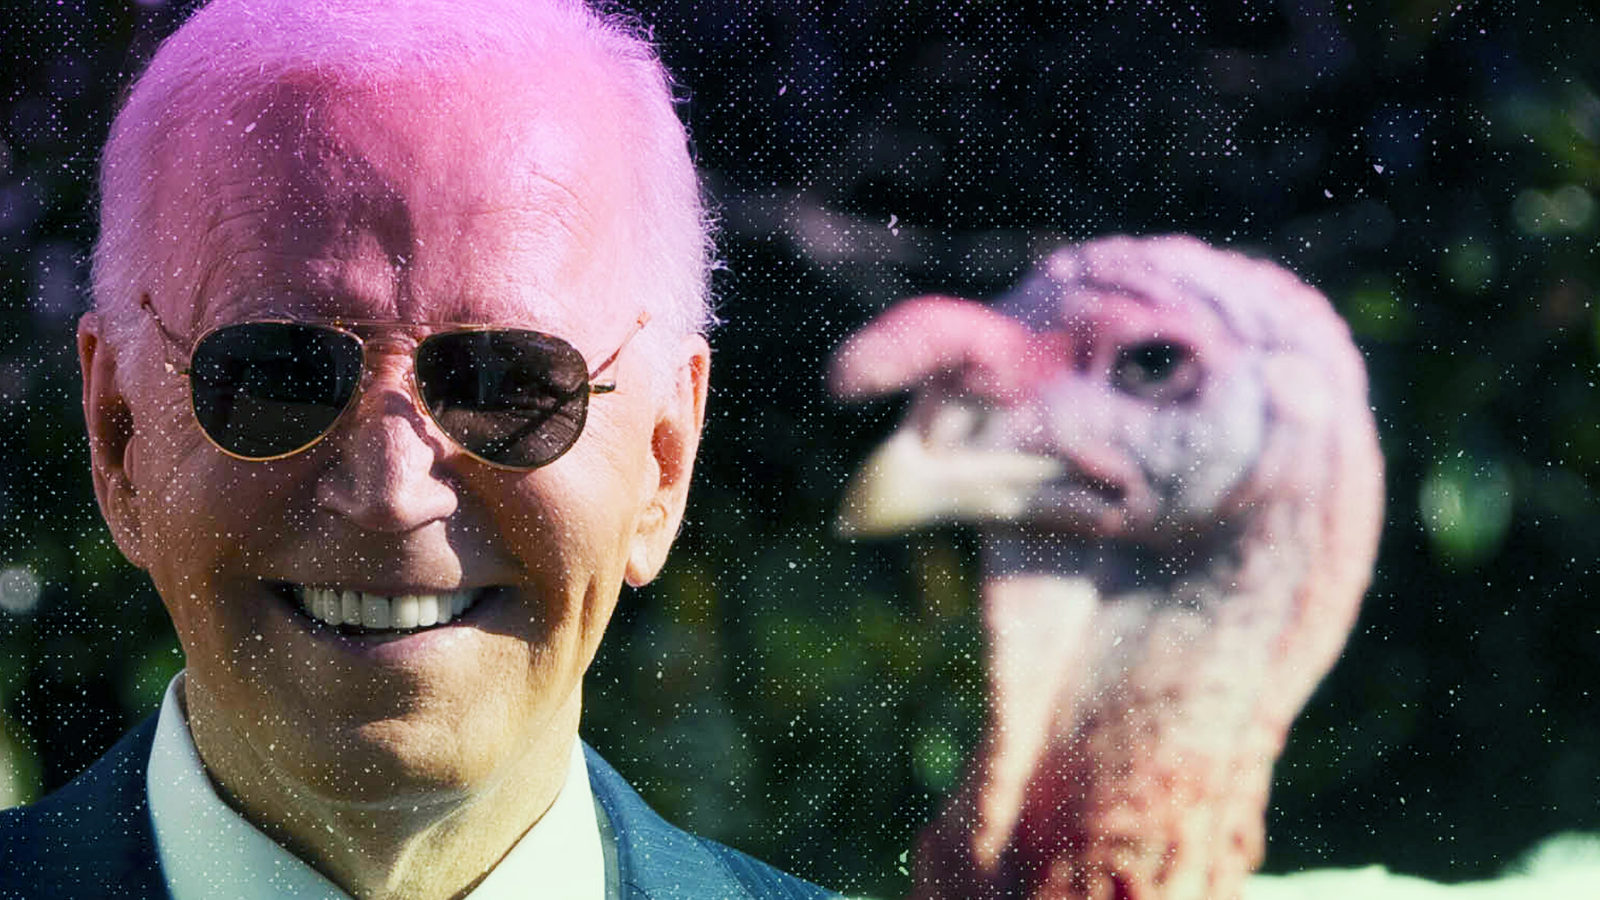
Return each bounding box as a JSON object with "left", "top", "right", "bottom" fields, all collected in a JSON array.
[{"left": 835, "top": 399, "right": 1062, "bottom": 538}]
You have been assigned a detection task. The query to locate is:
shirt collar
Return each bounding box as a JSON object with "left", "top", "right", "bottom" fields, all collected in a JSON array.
[{"left": 146, "top": 673, "right": 604, "bottom": 900}]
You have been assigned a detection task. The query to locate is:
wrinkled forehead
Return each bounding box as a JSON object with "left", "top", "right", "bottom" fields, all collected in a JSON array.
[{"left": 145, "top": 51, "right": 634, "bottom": 329}]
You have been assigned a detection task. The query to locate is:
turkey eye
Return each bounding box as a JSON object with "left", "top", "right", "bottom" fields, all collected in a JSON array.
[{"left": 1111, "top": 341, "right": 1199, "bottom": 400}]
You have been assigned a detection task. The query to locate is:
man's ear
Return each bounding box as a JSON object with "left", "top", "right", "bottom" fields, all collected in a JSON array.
[
  {"left": 626, "top": 333, "right": 710, "bottom": 587},
  {"left": 78, "top": 311, "right": 146, "bottom": 569}
]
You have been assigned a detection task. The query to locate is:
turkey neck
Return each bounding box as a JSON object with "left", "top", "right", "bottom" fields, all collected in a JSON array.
[{"left": 911, "top": 515, "right": 1313, "bottom": 900}]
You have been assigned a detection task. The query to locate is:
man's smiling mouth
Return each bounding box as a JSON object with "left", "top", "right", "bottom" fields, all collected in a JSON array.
[{"left": 285, "top": 584, "right": 492, "bottom": 632}]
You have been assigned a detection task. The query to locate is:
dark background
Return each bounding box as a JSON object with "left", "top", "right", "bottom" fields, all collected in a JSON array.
[{"left": 2, "top": 1, "right": 1596, "bottom": 897}]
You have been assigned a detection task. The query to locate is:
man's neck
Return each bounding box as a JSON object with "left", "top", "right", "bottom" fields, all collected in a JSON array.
[{"left": 178, "top": 675, "right": 583, "bottom": 900}]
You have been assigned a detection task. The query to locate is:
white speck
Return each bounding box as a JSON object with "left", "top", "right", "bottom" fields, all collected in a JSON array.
[
  {"left": 243, "top": 121, "right": 258, "bottom": 134},
  {"left": 1323, "top": 188, "right": 1333, "bottom": 199},
  {"left": 778, "top": 84, "right": 787, "bottom": 96},
  {"left": 1374, "top": 163, "right": 1385, "bottom": 174}
]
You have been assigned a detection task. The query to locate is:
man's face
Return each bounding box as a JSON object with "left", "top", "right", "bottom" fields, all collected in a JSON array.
[{"left": 80, "top": 57, "right": 707, "bottom": 816}]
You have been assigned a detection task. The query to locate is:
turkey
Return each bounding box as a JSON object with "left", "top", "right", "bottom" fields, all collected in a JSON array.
[{"left": 829, "top": 234, "right": 1385, "bottom": 900}]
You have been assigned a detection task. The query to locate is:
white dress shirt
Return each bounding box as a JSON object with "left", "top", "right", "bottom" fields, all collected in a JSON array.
[{"left": 146, "top": 675, "right": 604, "bottom": 900}]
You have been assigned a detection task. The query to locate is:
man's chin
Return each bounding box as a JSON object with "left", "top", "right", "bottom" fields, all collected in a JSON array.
[
  {"left": 275, "top": 723, "right": 486, "bottom": 811},
  {"left": 198, "top": 701, "right": 533, "bottom": 816}
]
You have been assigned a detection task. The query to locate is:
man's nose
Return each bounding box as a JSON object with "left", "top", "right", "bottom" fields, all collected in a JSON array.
[{"left": 314, "top": 358, "right": 459, "bottom": 532}]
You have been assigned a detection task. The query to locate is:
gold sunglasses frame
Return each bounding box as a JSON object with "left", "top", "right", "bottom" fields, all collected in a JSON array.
[{"left": 139, "top": 297, "right": 650, "bottom": 470}]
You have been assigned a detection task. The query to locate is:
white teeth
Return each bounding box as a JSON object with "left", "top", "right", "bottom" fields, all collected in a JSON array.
[
  {"left": 392, "top": 595, "right": 419, "bottom": 629},
  {"left": 362, "top": 593, "right": 391, "bottom": 629},
  {"left": 294, "top": 586, "right": 481, "bottom": 631},
  {"left": 342, "top": 590, "right": 362, "bottom": 626},
  {"left": 418, "top": 595, "right": 440, "bottom": 627}
]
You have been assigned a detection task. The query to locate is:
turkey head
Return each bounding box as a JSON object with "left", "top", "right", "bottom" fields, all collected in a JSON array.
[{"left": 830, "top": 235, "right": 1384, "bottom": 900}]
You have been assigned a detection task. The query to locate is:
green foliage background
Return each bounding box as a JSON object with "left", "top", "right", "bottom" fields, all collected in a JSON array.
[{"left": 2, "top": 1, "right": 1596, "bottom": 897}]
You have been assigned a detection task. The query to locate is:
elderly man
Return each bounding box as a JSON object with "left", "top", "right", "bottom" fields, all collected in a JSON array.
[{"left": 0, "top": 0, "right": 824, "bottom": 897}]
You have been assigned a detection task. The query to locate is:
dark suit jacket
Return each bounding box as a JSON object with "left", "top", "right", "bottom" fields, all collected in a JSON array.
[{"left": 0, "top": 718, "right": 836, "bottom": 900}]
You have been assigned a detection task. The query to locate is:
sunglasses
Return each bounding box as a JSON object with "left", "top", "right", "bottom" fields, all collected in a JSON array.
[{"left": 141, "top": 298, "right": 648, "bottom": 470}]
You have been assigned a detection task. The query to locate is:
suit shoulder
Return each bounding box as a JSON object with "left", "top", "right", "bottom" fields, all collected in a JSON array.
[
  {"left": 584, "top": 743, "right": 843, "bottom": 899},
  {"left": 693, "top": 836, "right": 842, "bottom": 899},
  {"left": 0, "top": 719, "right": 166, "bottom": 899}
]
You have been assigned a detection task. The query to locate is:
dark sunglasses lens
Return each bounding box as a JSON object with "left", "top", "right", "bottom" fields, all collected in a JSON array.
[
  {"left": 189, "top": 323, "right": 364, "bottom": 459},
  {"left": 415, "top": 330, "right": 589, "bottom": 469}
]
